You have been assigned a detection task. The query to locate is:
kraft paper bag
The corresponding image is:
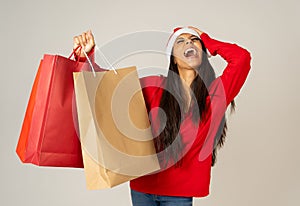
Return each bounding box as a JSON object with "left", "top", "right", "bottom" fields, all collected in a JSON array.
[{"left": 73, "top": 66, "right": 160, "bottom": 190}]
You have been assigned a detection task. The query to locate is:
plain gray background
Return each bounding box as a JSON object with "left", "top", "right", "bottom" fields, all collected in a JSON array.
[{"left": 1, "top": 0, "right": 299, "bottom": 205}]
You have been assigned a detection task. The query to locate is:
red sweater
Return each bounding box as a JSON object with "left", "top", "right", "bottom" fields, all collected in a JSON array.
[{"left": 130, "top": 33, "right": 251, "bottom": 197}]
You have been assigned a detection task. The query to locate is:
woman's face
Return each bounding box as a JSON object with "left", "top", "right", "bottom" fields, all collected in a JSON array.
[{"left": 172, "top": 33, "right": 203, "bottom": 70}]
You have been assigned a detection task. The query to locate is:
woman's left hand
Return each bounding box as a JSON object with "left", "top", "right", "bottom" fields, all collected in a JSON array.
[{"left": 188, "top": 26, "right": 204, "bottom": 36}]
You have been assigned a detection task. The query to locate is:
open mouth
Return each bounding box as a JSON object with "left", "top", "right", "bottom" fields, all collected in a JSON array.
[{"left": 184, "top": 48, "right": 197, "bottom": 57}]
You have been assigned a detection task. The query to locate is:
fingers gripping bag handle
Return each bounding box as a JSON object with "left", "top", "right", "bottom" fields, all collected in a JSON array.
[{"left": 71, "top": 45, "right": 118, "bottom": 76}]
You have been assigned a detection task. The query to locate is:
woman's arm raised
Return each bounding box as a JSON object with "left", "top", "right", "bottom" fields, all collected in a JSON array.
[{"left": 192, "top": 28, "right": 251, "bottom": 105}]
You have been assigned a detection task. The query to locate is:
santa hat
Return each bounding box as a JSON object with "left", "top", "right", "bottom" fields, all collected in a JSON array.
[{"left": 166, "top": 27, "right": 210, "bottom": 62}]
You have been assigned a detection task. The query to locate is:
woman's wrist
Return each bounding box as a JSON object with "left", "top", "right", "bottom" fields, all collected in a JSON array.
[{"left": 74, "top": 46, "right": 95, "bottom": 62}]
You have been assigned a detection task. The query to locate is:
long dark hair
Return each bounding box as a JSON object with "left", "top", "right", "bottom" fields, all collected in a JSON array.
[{"left": 156, "top": 40, "right": 235, "bottom": 167}]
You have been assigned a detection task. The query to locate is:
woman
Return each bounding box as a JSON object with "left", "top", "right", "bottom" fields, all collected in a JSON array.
[{"left": 73, "top": 27, "right": 251, "bottom": 206}]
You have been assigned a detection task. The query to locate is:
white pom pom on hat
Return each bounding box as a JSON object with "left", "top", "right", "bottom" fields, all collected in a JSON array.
[{"left": 166, "top": 27, "right": 210, "bottom": 62}]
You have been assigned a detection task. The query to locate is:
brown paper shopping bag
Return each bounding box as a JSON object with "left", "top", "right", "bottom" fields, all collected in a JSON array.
[{"left": 73, "top": 66, "right": 160, "bottom": 190}]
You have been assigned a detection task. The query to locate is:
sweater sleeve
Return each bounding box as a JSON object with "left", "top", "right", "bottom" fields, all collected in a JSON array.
[
  {"left": 140, "top": 76, "right": 164, "bottom": 112},
  {"left": 200, "top": 33, "right": 251, "bottom": 105}
]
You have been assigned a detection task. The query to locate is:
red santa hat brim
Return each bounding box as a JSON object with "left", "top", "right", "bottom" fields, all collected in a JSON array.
[{"left": 166, "top": 27, "right": 200, "bottom": 60}]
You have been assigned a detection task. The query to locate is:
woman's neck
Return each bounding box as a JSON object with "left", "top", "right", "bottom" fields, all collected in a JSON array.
[
  {"left": 177, "top": 67, "right": 196, "bottom": 112},
  {"left": 178, "top": 67, "right": 196, "bottom": 87}
]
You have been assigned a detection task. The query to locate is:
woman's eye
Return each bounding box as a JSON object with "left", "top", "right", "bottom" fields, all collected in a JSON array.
[
  {"left": 176, "top": 39, "right": 184, "bottom": 44},
  {"left": 192, "top": 38, "right": 200, "bottom": 42}
]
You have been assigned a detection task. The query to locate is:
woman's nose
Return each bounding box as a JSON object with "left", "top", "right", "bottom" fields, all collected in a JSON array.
[{"left": 185, "top": 39, "right": 192, "bottom": 44}]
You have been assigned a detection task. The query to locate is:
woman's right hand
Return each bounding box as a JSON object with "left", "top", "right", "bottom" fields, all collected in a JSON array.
[{"left": 73, "top": 30, "right": 95, "bottom": 58}]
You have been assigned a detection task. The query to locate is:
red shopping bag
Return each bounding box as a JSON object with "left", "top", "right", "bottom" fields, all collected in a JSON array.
[{"left": 16, "top": 48, "right": 102, "bottom": 167}]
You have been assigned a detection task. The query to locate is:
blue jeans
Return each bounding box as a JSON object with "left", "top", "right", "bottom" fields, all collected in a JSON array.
[{"left": 131, "top": 189, "right": 193, "bottom": 206}]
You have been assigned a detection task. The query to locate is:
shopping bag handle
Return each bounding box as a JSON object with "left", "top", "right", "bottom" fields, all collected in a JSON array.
[
  {"left": 69, "top": 45, "right": 81, "bottom": 59},
  {"left": 69, "top": 46, "right": 96, "bottom": 76},
  {"left": 70, "top": 45, "right": 118, "bottom": 76},
  {"left": 94, "top": 45, "right": 117, "bottom": 75},
  {"left": 82, "top": 49, "right": 96, "bottom": 77}
]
